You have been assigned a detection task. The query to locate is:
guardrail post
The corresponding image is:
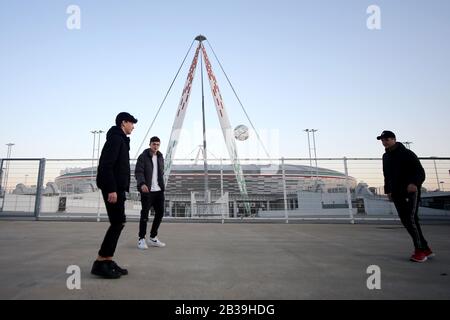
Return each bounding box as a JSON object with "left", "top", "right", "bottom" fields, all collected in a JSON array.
[
  {"left": 282, "top": 157, "right": 289, "bottom": 224},
  {"left": 343, "top": 157, "right": 355, "bottom": 224},
  {"left": 34, "top": 158, "right": 46, "bottom": 220},
  {"left": 0, "top": 159, "right": 4, "bottom": 212}
]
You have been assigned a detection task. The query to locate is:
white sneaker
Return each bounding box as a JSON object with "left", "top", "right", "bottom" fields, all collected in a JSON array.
[
  {"left": 138, "top": 238, "right": 148, "bottom": 250},
  {"left": 148, "top": 237, "right": 166, "bottom": 247}
]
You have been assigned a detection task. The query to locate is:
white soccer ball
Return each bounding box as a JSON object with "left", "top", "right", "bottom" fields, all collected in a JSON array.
[{"left": 234, "top": 125, "right": 249, "bottom": 141}]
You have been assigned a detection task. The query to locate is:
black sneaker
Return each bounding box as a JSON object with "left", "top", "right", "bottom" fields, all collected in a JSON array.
[
  {"left": 109, "top": 261, "right": 128, "bottom": 275},
  {"left": 91, "top": 260, "right": 121, "bottom": 279}
]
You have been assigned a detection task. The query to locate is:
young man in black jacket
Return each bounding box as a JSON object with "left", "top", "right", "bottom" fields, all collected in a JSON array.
[
  {"left": 378, "top": 130, "right": 434, "bottom": 262},
  {"left": 91, "top": 112, "right": 137, "bottom": 278},
  {"left": 135, "top": 136, "right": 166, "bottom": 249}
]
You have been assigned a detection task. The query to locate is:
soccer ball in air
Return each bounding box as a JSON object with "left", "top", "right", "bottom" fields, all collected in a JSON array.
[{"left": 234, "top": 125, "right": 249, "bottom": 141}]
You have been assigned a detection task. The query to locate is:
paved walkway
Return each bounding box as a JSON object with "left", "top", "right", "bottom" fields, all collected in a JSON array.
[{"left": 0, "top": 221, "right": 449, "bottom": 299}]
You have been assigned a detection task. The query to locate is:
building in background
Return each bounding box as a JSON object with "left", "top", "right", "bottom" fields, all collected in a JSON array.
[{"left": 54, "top": 164, "right": 357, "bottom": 216}]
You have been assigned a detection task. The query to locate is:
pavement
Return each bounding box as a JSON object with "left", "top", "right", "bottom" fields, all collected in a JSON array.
[{"left": 0, "top": 220, "right": 449, "bottom": 299}]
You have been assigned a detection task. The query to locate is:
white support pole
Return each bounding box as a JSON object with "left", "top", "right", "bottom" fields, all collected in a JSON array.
[
  {"left": 91, "top": 131, "right": 97, "bottom": 184},
  {"left": 311, "top": 129, "right": 319, "bottom": 184},
  {"left": 220, "top": 158, "right": 224, "bottom": 197},
  {"left": 201, "top": 44, "right": 250, "bottom": 215},
  {"left": 191, "top": 191, "right": 197, "bottom": 217},
  {"left": 4, "top": 143, "right": 14, "bottom": 195},
  {"left": 344, "top": 157, "right": 355, "bottom": 224},
  {"left": 34, "top": 159, "right": 46, "bottom": 220},
  {"left": 433, "top": 158, "right": 440, "bottom": 191},
  {"left": 304, "top": 130, "right": 313, "bottom": 182},
  {"left": 96, "top": 190, "right": 102, "bottom": 222},
  {"left": 164, "top": 43, "right": 202, "bottom": 186},
  {"left": 282, "top": 157, "right": 289, "bottom": 224}
]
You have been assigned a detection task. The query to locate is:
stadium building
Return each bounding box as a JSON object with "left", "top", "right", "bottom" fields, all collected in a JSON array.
[{"left": 54, "top": 164, "right": 357, "bottom": 216}]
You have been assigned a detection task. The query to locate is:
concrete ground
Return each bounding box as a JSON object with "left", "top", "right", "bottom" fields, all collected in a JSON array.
[{"left": 0, "top": 220, "right": 449, "bottom": 300}]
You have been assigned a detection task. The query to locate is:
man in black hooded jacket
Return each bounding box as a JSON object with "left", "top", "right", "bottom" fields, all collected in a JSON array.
[
  {"left": 91, "top": 112, "right": 137, "bottom": 278},
  {"left": 378, "top": 130, "right": 434, "bottom": 263}
]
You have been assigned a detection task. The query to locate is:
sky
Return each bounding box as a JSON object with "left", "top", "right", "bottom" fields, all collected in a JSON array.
[{"left": 1, "top": 0, "right": 450, "bottom": 161}]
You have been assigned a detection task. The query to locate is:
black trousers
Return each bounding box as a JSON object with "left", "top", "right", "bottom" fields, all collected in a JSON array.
[
  {"left": 392, "top": 191, "right": 429, "bottom": 250},
  {"left": 139, "top": 191, "right": 165, "bottom": 239},
  {"left": 98, "top": 190, "right": 126, "bottom": 258}
]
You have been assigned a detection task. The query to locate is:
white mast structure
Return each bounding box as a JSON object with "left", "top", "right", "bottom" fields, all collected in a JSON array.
[{"left": 163, "top": 35, "right": 250, "bottom": 214}]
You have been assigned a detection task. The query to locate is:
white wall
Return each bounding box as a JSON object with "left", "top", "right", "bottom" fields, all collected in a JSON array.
[{"left": 2, "top": 194, "right": 59, "bottom": 213}]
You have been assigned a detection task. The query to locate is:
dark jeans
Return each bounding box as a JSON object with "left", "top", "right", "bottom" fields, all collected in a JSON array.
[
  {"left": 139, "top": 191, "right": 165, "bottom": 239},
  {"left": 98, "top": 190, "right": 127, "bottom": 258},
  {"left": 392, "top": 191, "right": 429, "bottom": 250}
]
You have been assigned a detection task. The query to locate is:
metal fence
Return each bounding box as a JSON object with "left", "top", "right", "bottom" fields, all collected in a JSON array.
[{"left": 1, "top": 157, "right": 449, "bottom": 223}]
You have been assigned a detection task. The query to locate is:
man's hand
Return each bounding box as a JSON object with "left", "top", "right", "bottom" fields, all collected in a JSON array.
[
  {"left": 107, "top": 192, "right": 118, "bottom": 204},
  {"left": 141, "top": 184, "right": 150, "bottom": 193},
  {"left": 407, "top": 184, "right": 418, "bottom": 193}
]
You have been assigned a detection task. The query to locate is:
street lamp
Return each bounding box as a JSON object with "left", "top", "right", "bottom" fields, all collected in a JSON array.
[
  {"left": 90, "top": 130, "right": 104, "bottom": 185},
  {"left": 96, "top": 130, "right": 104, "bottom": 160},
  {"left": 304, "top": 129, "right": 313, "bottom": 179},
  {"left": 431, "top": 156, "right": 440, "bottom": 191},
  {"left": 304, "top": 129, "right": 319, "bottom": 184},
  {"left": 4, "top": 143, "right": 15, "bottom": 194},
  {"left": 310, "top": 129, "right": 319, "bottom": 182},
  {"left": 90, "top": 131, "right": 98, "bottom": 183},
  {"left": 401, "top": 141, "right": 412, "bottom": 150}
]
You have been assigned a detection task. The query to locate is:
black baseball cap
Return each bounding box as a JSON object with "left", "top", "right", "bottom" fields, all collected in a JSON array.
[
  {"left": 115, "top": 112, "right": 138, "bottom": 126},
  {"left": 376, "top": 130, "right": 396, "bottom": 140}
]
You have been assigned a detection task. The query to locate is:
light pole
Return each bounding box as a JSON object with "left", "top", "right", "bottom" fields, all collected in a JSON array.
[
  {"left": 310, "top": 129, "right": 319, "bottom": 183},
  {"left": 24, "top": 174, "right": 28, "bottom": 186},
  {"left": 431, "top": 157, "right": 440, "bottom": 191},
  {"left": 90, "top": 130, "right": 104, "bottom": 187},
  {"left": 92, "top": 129, "right": 104, "bottom": 221},
  {"left": 4, "top": 143, "right": 15, "bottom": 194},
  {"left": 96, "top": 130, "right": 104, "bottom": 160},
  {"left": 304, "top": 129, "right": 313, "bottom": 182},
  {"left": 402, "top": 141, "right": 412, "bottom": 150},
  {"left": 440, "top": 181, "right": 445, "bottom": 192},
  {"left": 90, "top": 131, "right": 98, "bottom": 183}
]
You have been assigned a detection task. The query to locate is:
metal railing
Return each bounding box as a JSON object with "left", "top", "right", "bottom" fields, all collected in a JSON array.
[
  {"left": 1, "top": 157, "right": 449, "bottom": 223},
  {"left": 0, "top": 158, "right": 45, "bottom": 218}
]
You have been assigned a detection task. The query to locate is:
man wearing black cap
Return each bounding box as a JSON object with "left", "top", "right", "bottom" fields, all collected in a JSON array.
[
  {"left": 91, "top": 112, "right": 138, "bottom": 278},
  {"left": 377, "top": 130, "right": 434, "bottom": 262}
]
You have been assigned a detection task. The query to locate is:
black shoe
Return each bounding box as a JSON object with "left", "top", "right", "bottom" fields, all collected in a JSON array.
[
  {"left": 109, "top": 261, "right": 128, "bottom": 275},
  {"left": 91, "top": 260, "right": 121, "bottom": 279}
]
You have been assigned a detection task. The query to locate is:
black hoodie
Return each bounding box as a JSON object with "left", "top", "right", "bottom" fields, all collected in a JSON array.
[
  {"left": 96, "top": 126, "right": 131, "bottom": 193},
  {"left": 382, "top": 142, "right": 425, "bottom": 195}
]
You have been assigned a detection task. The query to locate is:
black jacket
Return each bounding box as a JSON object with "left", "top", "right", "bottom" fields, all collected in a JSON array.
[
  {"left": 96, "top": 126, "right": 131, "bottom": 193},
  {"left": 135, "top": 148, "right": 165, "bottom": 192},
  {"left": 382, "top": 142, "right": 425, "bottom": 195}
]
